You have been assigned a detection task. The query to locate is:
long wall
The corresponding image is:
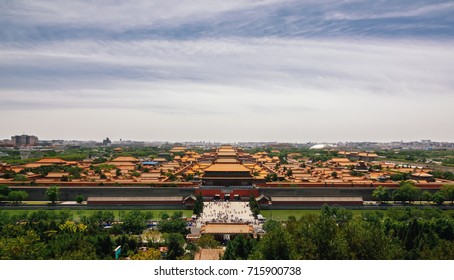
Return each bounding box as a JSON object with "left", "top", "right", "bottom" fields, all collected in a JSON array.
[
  {"left": 9, "top": 185, "right": 442, "bottom": 202},
  {"left": 11, "top": 186, "right": 376, "bottom": 201},
  {"left": 9, "top": 186, "right": 194, "bottom": 201},
  {"left": 260, "top": 182, "right": 445, "bottom": 188},
  {"left": 260, "top": 187, "right": 377, "bottom": 200}
]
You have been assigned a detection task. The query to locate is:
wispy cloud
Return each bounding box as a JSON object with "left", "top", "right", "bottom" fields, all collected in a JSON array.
[
  {"left": 1, "top": 0, "right": 288, "bottom": 31},
  {"left": 1, "top": 38, "right": 452, "bottom": 95},
  {"left": 325, "top": 1, "right": 454, "bottom": 21},
  {"left": 0, "top": 1, "right": 453, "bottom": 141},
  {"left": 2, "top": 0, "right": 454, "bottom": 41}
]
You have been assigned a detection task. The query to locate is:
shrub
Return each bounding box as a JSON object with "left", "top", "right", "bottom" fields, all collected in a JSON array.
[{"left": 76, "top": 195, "right": 84, "bottom": 204}]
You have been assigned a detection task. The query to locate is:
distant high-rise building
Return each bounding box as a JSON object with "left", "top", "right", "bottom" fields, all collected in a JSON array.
[
  {"left": 103, "top": 137, "right": 112, "bottom": 146},
  {"left": 11, "top": 134, "right": 38, "bottom": 146}
]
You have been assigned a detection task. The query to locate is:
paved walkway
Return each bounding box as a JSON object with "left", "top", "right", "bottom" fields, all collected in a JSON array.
[
  {"left": 198, "top": 201, "right": 256, "bottom": 224},
  {"left": 190, "top": 201, "right": 265, "bottom": 235}
]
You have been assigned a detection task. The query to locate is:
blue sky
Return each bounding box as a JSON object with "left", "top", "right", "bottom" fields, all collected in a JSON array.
[{"left": 1, "top": 0, "right": 453, "bottom": 142}]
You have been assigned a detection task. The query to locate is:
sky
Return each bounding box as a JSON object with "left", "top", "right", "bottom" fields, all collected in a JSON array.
[{"left": 1, "top": 0, "right": 453, "bottom": 143}]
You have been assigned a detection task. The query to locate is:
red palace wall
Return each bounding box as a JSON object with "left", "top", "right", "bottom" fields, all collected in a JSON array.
[
  {"left": 87, "top": 200, "right": 182, "bottom": 205},
  {"left": 195, "top": 189, "right": 259, "bottom": 199},
  {"left": 271, "top": 200, "right": 363, "bottom": 206},
  {"left": 258, "top": 182, "right": 445, "bottom": 189}
]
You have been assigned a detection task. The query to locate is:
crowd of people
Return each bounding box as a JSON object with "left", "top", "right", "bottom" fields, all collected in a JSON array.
[{"left": 198, "top": 201, "right": 255, "bottom": 224}]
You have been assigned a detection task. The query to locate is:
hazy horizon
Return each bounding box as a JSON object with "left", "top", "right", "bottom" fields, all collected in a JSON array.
[
  {"left": 1, "top": 1, "right": 453, "bottom": 142},
  {"left": 2, "top": 134, "right": 450, "bottom": 144}
]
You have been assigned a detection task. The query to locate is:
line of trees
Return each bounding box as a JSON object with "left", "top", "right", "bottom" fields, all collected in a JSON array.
[
  {"left": 0, "top": 209, "right": 193, "bottom": 260},
  {"left": 221, "top": 206, "right": 454, "bottom": 260},
  {"left": 193, "top": 194, "right": 204, "bottom": 217},
  {"left": 249, "top": 195, "right": 260, "bottom": 218},
  {"left": 372, "top": 182, "right": 454, "bottom": 205},
  {"left": 0, "top": 185, "right": 28, "bottom": 204},
  {"left": 1, "top": 205, "right": 454, "bottom": 260}
]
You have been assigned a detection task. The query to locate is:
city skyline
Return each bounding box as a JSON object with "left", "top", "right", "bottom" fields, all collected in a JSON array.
[
  {"left": 1, "top": 1, "right": 454, "bottom": 142},
  {"left": 2, "top": 133, "right": 453, "bottom": 147}
]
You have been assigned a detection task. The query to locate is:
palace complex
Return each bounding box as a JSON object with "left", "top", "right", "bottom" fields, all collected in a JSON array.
[{"left": 0, "top": 145, "right": 452, "bottom": 208}]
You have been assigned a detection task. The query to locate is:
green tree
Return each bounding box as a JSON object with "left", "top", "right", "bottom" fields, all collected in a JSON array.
[
  {"left": 393, "top": 181, "right": 421, "bottom": 204},
  {"left": 116, "top": 169, "right": 122, "bottom": 177},
  {"left": 93, "top": 157, "right": 107, "bottom": 164},
  {"left": 349, "top": 170, "right": 364, "bottom": 177},
  {"left": 265, "top": 173, "right": 278, "bottom": 182},
  {"left": 372, "top": 186, "right": 391, "bottom": 204},
  {"left": 197, "top": 234, "right": 220, "bottom": 249},
  {"left": 0, "top": 184, "right": 11, "bottom": 201},
  {"left": 193, "top": 194, "right": 204, "bottom": 217},
  {"left": 1, "top": 170, "right": 16, "bottom": 179},
  {"left": 390, "top": 173, "right": 410, "bottom": 181},
  {"left": 440, "top": 185, "right": 454, "bottom": 204},
  {"left": 432, "top": 191, "right": 445, "bottom": 205},
  {"left": 171, "top": 211, "right": 183, "bottom": 219},
  {"left": 249, "top": 195, "right": 260, "bottom": 218},
  {"left": 60, "top": 175, "right": 70, "bottom": 182},
  {"left": 442, "top": 172, "right": 454, "bottom": 181},
  {"left": 75, "top": 195, "right": 84, "bottom": 204},
  {"left": 130, "top": 248, "right": 161, "bottom": 260},
  {"left": 420, "top": 191, "right": 433, "bottom": 204},
  {"left": 165, "top": 233, "right": 185, "bottom": 260},
  {"left": 0, "top": 230, "right": 46, "bottom": 260},
  {"left": 13, "top": 174, "right": 28, "bottom": 181},
  {"left": 165, "top": 172, "right": 177, "bottom": 181},
  {"left": 45, "top": 186, "right": 60, "bottom": 204},
  {"left": 223, "top": 234, "right": 255, "bottom": 260},
  {"left": 251, "top": 223, "right": 294, "bottom": 260},
  {"left": 83, "top": 210, "right": 115, "bottom": 230},
  {"left": 88, "top": 233, "right": 115, "bottom": 259},
  {"left": 119, "top": 210, "right": 149, "bottom": 234},
  {"left": 157, "top": 217, "right": 189, "bottom": 235},
  {"left": 420, "top": 239, "right": 454, "bottom": 260},
  {"left": 372, "top": 164, "right": 383, "bottom": 171},
  {"left": 8, "top": 190, "right": 28, "bottom": 204},
  {"left": 309, "top": 209, "right": 349, "bottom": 259},
  {"left": 66, "top": 166, "right": 82, "bottom": 179},
  {"left": 114, "top": 234, "right": 139, "bottom": 258},
  {"left": 344, "top": 218, "right": 402, "bottom": 259}
]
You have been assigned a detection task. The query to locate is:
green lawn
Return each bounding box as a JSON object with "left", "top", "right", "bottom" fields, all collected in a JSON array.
[
  {"left": 0, "top": 209, "right": 193, "bottom": 220},
  {"left": 260, "top": 209, "right": 373, "bottom": 220},
  {"left": 261, "top": 209, "right": 319, "bottom": 220},
  {"left": 260, "top": 209, "right": 454, "bottom": 221},
  {"left": 2, "top": 208, "right": 453, "bottom": 222}
]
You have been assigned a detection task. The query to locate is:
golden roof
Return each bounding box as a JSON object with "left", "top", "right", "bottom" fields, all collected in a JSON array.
[
  {"left": 37, "top": 158, "right": 67, "bottom": 164},
  {"left": 412, "top": 172, "right": 433, "bottom": 177},
  {"left": 216, "top": 158, "right": 239, "bottom": 163},
  {"left": 46, "top": 172, "right": 69, "bottom": 178},
  {"left": 194, "top": 249, "right": 224, "bottom": 260},
  {"left": 218, "top": 151, "right": 237, "bottom": 156},
  {"left": 111, "top": 156, "right": 139, "bottom": 162},
  {"left": 201, "top": 223, "right": 252, "bottom": 234},
  {"left": 204, "top": 164, "right": 250, "bottom": 172},
  {"left": 170, "top": 146, "right": 186, "bottom": 152},
  {"left": 331, "top": 158, "right": 351, "bottom": 163}
]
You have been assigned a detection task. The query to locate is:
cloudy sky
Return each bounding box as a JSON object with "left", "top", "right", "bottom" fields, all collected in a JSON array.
[{"left": 1, "top": 0, "right": 453, "bottom": 142}]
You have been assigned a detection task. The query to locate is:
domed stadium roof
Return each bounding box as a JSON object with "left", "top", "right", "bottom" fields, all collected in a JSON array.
[{"left": 309, "top": 144, "right": 334, "bottom": 150}]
